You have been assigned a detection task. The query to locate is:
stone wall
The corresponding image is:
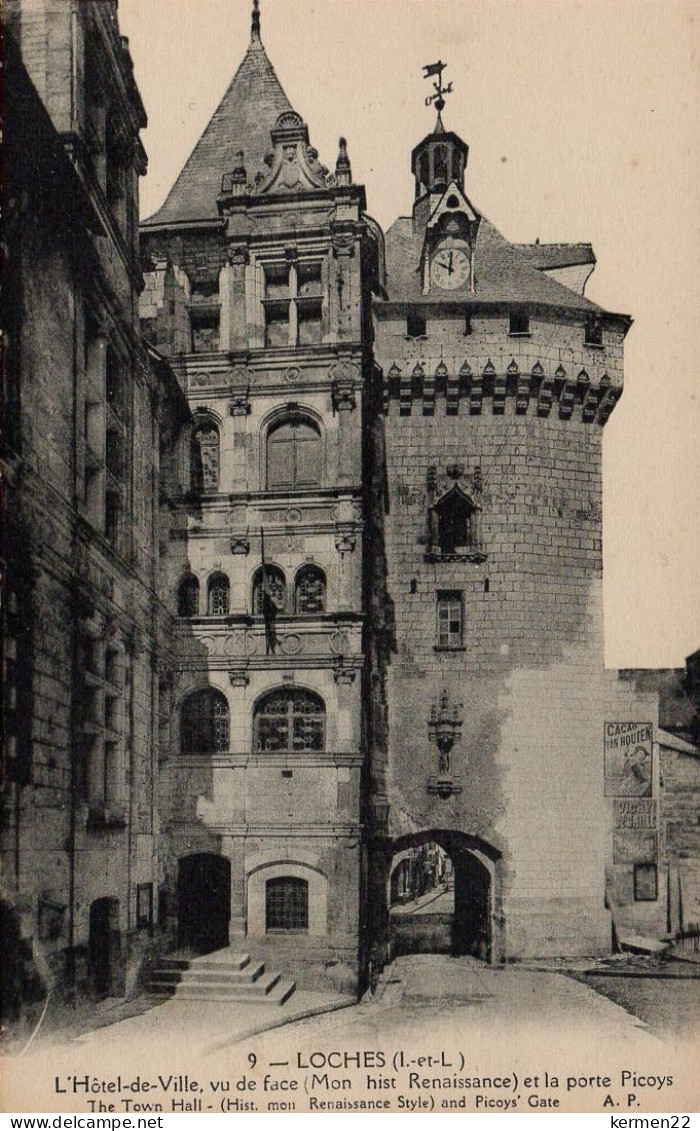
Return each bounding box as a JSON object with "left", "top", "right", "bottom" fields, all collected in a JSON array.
[{"left": 371, "top": 306, "right": 652, "bottom": 957}]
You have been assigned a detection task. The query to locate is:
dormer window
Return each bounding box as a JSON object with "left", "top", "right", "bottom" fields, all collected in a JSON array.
[
  {"left": 509, "top": 310, "right": 530, "bottom": 336},
  {"left": 406, "top": 309, "right": 427, "bottom": 339}
]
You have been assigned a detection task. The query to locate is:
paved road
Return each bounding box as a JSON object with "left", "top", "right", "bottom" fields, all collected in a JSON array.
[
  {"left": 390, "top": 885, "right": 454, "bottom": 916},
  {"left": 5, "top": 956, "right": 698, "bottom": 1113},
  {"left": 243, "top": 956, "right": 697, "bottom": 1113}
]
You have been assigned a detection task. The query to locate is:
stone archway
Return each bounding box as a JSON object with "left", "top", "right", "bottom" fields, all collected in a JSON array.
[
  {"left": 177, "top": 853, "right": 231, "bottom": 953},
  {"left": 382, "top": 829, "right": 501, "bottom": 964}
]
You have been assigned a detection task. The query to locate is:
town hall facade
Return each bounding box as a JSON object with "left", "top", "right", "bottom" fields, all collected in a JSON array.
[
  {"left": 139, "top": 4, "right": 655, "bottom": 990},
  {"left": 3, "top": 0, "right": 665, "bottom": 1012}
]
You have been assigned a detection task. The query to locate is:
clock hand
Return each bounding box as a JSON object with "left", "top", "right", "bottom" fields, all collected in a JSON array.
[{"left": 447, "top": 251, "right": 453, "bottom": 274}]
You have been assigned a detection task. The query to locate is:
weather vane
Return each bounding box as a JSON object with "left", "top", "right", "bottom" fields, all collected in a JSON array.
[{"left": 422, "top": 60, "right": 453, "bottom": 119}]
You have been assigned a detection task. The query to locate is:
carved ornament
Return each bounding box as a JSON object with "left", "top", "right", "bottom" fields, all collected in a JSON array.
[
  {"left": 230, "top": 533, "right": 250, "bottom": 555},
  {"left": 334, "top": 524, "right": 357, "bottom": 555}
]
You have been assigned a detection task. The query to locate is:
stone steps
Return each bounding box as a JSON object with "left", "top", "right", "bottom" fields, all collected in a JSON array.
[{"left": 147, "top": 949, "right": 296, "bottom": 1005}]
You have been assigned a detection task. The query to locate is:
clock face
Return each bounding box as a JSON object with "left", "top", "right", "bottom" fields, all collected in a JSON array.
[{"left": 431, "top": 246, "right": 470, "bottom": 290}]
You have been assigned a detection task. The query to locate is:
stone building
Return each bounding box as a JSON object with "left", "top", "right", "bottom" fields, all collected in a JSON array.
[
  {"left": 1, "top": 3, "right": 189, "bottom": 1015},
  {"left": 3, "top": 0, "right": 670, "bottom": 1012},
  {"left": 140, "top": 3, "right": 383, "bottom": 990},
  {"left": 366, "top": 84, "right": 661, "bottom": 964},
  {"left": 139, "top": 5, "right": 657, "bottom": 992},
  {"left": 613, "top": 659, "right": 700, "bottom": 943}
]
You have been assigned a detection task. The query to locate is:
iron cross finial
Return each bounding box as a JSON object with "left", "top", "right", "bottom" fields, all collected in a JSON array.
[
  {"left": 251, "top": 0, "right": 261, "bottom": 38},
  {"left": 422, "top": 60, "right": 453, "bottom": 125}
]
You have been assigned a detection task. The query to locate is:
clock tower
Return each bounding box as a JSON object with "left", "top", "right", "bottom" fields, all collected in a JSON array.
[
  {"left": 411, "top": 102, "right": 480, "bottom": 296},
  {"left": 368, "top": 63, "right": 651, "bottom": 966}
]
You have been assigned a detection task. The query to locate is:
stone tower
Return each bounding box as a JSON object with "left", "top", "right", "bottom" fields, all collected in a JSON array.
[
  {"left": 368, "top": 89, "right": 655, "bottom": 962},
  {"left": 140, "top": 5, "right": 382, "bottom": 989}
]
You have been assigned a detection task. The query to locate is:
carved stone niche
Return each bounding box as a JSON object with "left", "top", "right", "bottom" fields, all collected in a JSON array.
[
  {"left": 427, "top": 689, "right": 464, "bottom": 799},
  {"left": 424, "top": 480, "right": 486, "bottom": 564}
]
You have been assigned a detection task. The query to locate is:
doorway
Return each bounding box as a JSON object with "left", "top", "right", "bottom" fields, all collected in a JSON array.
[
  {"left": 388, "top": 831, "right": 498, "bottom": 961},
  {"left": 177, "top": 853, "right": 231, "bottom": 953},
  {"left": 89, "top": 897, "right": 121, "bottom": 997}
]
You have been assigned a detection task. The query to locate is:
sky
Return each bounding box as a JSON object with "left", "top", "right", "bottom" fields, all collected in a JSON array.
[{"left": 118, "top": 0, "right": 700, "bottom": 670}]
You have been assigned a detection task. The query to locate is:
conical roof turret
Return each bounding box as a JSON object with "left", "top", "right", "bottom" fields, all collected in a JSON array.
[{"left": 143, "top": 4, "right": 295, "bottom": 226}]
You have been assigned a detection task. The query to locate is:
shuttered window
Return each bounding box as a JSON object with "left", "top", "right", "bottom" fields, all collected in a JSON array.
[{"left": 267, "top": 419, "right": 321, "bottom": 489}]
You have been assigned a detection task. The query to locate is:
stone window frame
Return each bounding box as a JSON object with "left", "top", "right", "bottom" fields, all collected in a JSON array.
[
  {"left": 80, "top": 632, "right": 130, "bottom": 828},
  {"left": 266, "top": 415, "right": 323, "bottom": 491},
  {"left": 247, "top": 860, "right": 328, "bottom": 938},
  {"left": 190, "top": 415, "right": 221, "bottom": 494},
  {"left": 136, "top": 883, "right": 154, "bottom": 930},
  {"left": 406, "top": 307, "right": 427, "bottom": 340},
  {"left": 265, "top": 876, "right": 309, "bottom": 932},
  {"left": 83, "top": 322, "right": 131, "bottom": 557},
  {"left": 425, "top": 483, "right": 486, "bottom": 563},
  {"left": 177, "top": 573, "right": 200, "bottom": 617},
  {"left": 259, "top": 403, "right": 326, "bottom": 494},
  {"left": 435, "top": 590, "right": 465, "bottom": 651},
  {"left": 207, "top": 571, "right": 230, "bottom": 616},
  {"left": 180, "top": 687, "right": 230, "bottom": 755},
  {"left": 260, "top": 256, "right": 325, "bottom": 348},
  {"left": 508, "top": 309, "right": 531, "bottom": 337},
  {"left": 584, "top": 316, "right": 604, "bottom": 348},
  {"left": 253, "top": 687, "right": 326, "bottom": 755},
  {"left": 294, "top": 564, "right": 327, "bottom": 615},
  {"left": 252, "top": 564, "right": 287, "bottom": 616}
]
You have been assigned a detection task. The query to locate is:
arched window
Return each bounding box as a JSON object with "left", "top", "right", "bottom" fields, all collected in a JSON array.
[
  {"left": 207, "top": 572, "right": 230, "bottom": 616},
  {"left": 418, "top": 151, "right": 429, "bottom": 191},
  {"left": 254, "top": 689, "right": 325, "bottom": 754},
  {"left": 267, "top": 417, "right": 321, "bottom": 489},
  {"left": 434, "top": 145, "right": 448, "bottom": 186},
  {"left": 177, "top": 574, "right": 200, "bottom": 617},
  {"left": 266, "top": 877, "right": 309, "bottom": 932},
  {"left": 294, "top": 566, "right": 326, "bottom": 614},
  {"left": 180, "top": 689, "right": 229, "bottom": 754},
  {"left": 252, "top": 566, "right": 286, "bottom": 615},
  {"left": 191, "top": 421, "right": 220, "bottom": 493},
  {"left": 434, "top": 486, "right": 478, "bottom": 555}
]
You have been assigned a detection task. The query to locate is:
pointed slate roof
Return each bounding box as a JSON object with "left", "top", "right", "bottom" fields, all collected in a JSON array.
[{"left": 143, "top": 31, "right": 293, "bottom": 227}]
